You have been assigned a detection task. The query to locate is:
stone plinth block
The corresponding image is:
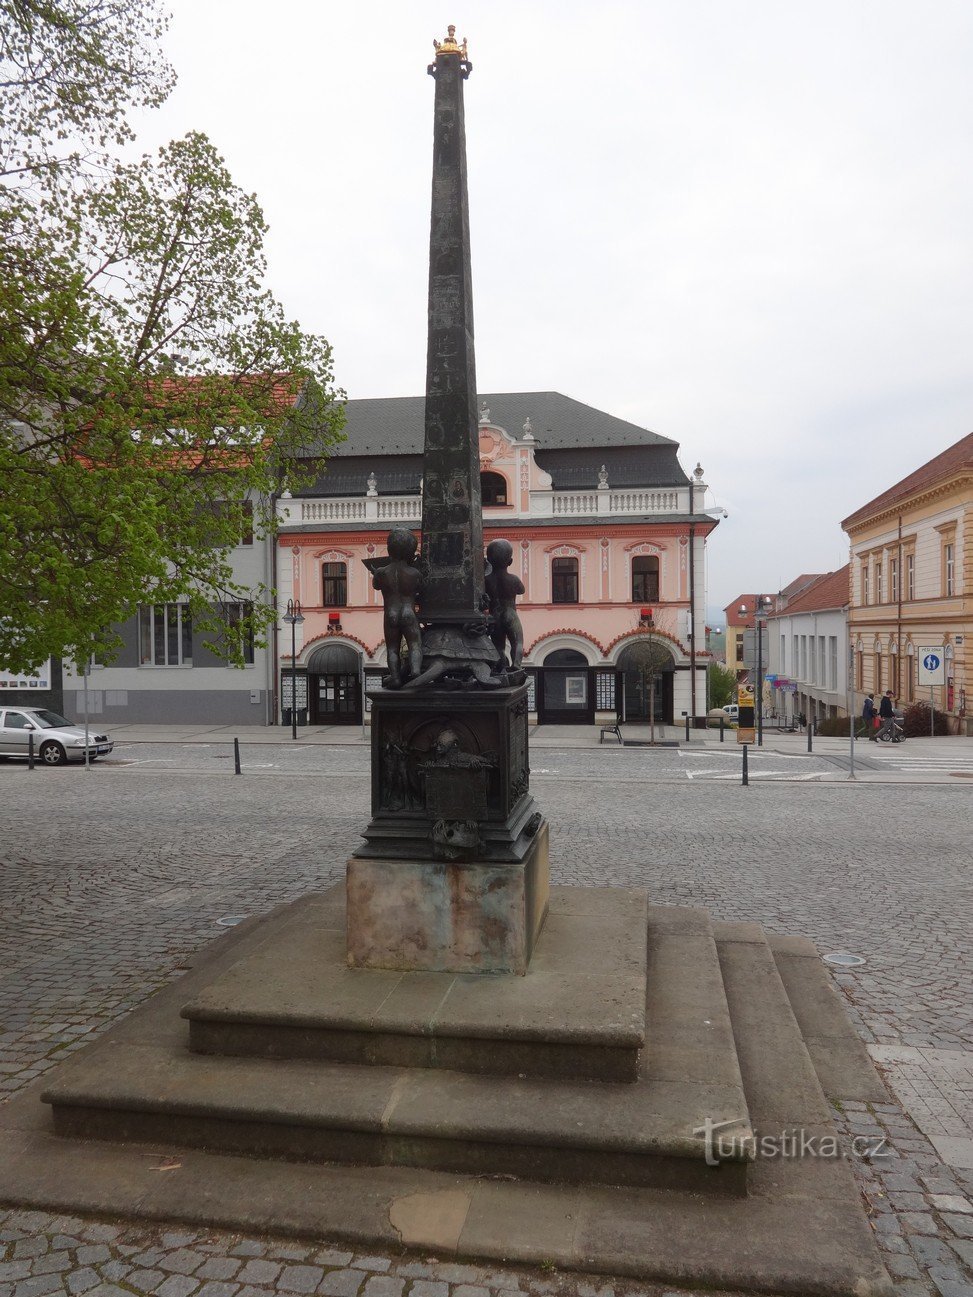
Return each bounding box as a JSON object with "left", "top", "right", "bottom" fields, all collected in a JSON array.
[{"left": 347, "top": 821, "right": 548, "bottom": 974}]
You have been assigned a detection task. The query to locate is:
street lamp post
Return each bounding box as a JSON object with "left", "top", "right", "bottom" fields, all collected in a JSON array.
[
  {"left": 740, "top": 597, "right": 773, "bottom": 747},
  {"left": 282, "top": 599, "right": 304, "bottom": 740}
]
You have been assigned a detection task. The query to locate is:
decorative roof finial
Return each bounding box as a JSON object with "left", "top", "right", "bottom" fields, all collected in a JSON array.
[
  {"left": 522, "top": 417, "right": 534, "bottom": 442},
  {"left": 693, "top": 462, "right": 705, "bottom": 481},
  {"left": 478, "top": 402, "right": 491, "bottom": 425},
  {"left": 598, "top": 464, "right": 609, "bottom": 489}
]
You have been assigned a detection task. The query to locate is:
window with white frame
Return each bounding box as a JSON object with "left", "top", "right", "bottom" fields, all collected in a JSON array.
[
  {"left": 890, "top": 557, "right": 899, "bottom": 602},
  {"left": 139, "top": 604, "right": 193, "bottom": 666},
  {"left": 945, "top": 542, "right": 956, "bottom": 596},
  {"left": 906, "top": 553, "right": 915, "bottom": 600},
  {"left": 862, "top": 563, "right": 869, "bottom": 605},
  {"left": 829, "top": 637, "right": 838, "bottom": 691}
]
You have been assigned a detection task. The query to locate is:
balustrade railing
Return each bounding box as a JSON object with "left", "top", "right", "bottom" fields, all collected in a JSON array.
[{"left": 286, "top": 487, "right": 684, "bottom": 525}]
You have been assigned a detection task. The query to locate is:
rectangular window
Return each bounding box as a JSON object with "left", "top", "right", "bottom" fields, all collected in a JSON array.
[
  {"left": 818, "top": 636, "right": 826, "bottom": 684},
  {"left": 862, "top": 563, "right": 869, "bottom": 605},
  {"left": 945, "top": 542, "right": 955, "bottom": 596},
  {"left": 631, "top": 556, "right": 659, "bottom": 603},
  {"left": 552, "top": 556, "right": 579, "bottom": 604},
  {"left": 223, "top": 602, "right": 255, "bottom": 665},
  {"left": 781, "top": 635, "right": 786, "bottom": 672},
  {"left": 890, "top": 557, "right": 898, "bottom": 603},
  {"left": 799, "top": 635, "right": 807, "bottom": 680},
  {"left": 874, "top": 562, "right": 883, "bottom": 604},
  {"left": 322, "top": 561, "right": 348, "bottom": 608},
  {"left": 139, "top": 604, "right": 193, "bottom": 666},
  {"left": 829, "top": 637, "right": 838, "bottom": 691},
  {"left": 906, "top": 553, "right": 915, "bottom": 600}
]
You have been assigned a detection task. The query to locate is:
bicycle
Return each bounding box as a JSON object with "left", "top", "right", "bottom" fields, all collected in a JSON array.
[{"left": 877, "top": 719, "right": 906, "bottom": 743}]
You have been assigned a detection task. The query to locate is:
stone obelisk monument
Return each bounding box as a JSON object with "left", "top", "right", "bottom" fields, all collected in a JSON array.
[{"left": 346, "top": 28, "right": 549, "bottom": 974}]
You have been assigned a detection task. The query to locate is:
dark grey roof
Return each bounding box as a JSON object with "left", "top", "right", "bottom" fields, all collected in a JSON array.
[
  {"left": 298, "top": 443, "right": 688, "bottom": 497},
  {"left": 315, "top": 392, "right": 677, "bottom": 459}
]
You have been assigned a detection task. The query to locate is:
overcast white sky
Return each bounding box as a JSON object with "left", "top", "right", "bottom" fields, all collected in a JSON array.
[{"left": 135, "top": 1, "right": 973, "bottom": 615}]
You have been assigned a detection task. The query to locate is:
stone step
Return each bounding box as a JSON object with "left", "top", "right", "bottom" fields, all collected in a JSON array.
[
  {"left": 41, "top": 897, "right": 753, "bottom": 1197},
  {"left": 182, "top": 885, "right": 647, "bottom": 1083}
]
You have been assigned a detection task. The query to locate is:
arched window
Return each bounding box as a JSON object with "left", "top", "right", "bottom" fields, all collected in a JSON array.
[
  {"left": 631, "top": 555, "right": 659, "bottom": 602},
  {"left": 552, "top": 556, "right": 579, "bottom": 604},
  {"left": 322, "top": 561, "right": 347, "bottom": 607},
  {"left": 481, "top": 471, "right": 508, "bottom": 505}
]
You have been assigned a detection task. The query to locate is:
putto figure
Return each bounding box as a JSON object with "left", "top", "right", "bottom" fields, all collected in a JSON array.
[
  {"left": 372, "top": 528, "right": 422, "bottom": 689},
  {"left": 484, "top": 539, "right": 525, "bottom": 669}
]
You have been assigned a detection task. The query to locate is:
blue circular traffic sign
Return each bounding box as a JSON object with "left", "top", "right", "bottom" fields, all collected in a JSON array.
[{"left": 923, "top": 653, "right": 941, "bottom": 671}]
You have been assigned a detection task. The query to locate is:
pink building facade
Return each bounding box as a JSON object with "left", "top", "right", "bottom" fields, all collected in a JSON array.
[{"left": 276, "top": 393, "right": 717, "bottom": 726}]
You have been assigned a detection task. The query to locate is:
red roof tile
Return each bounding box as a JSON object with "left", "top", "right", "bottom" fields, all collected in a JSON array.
[
  {"left": 842, "top": 432, "right": 973, "bottom": 529},
  {"left": 767, "top": 566, "right": 849, "bottom": 617}
]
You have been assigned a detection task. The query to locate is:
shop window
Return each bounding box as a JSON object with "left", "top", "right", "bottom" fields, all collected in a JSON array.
[
  {"left": 552, "top": 556, "right": 579, "bottom": 604},
  {"left": 139, "top": 604, "right": 193, "bottom": 666},
  {"left": 631, "top": 555, "right": 659, "bottom": 603},
  {"left": 322, "top": 561, "right": 348, "bottom": 608}
]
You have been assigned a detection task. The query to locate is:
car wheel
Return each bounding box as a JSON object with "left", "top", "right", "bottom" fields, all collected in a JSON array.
[{"left": 39, "top": 741, "right": 67, "bottom": 766}]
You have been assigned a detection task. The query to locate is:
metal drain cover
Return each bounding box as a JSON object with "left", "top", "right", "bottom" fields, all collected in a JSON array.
[
  {"left": 823, "top": 952, "right": 865, "bottom": 967},
  {"left": 216, "top": 915, "right": 247, "bottom": 927}
]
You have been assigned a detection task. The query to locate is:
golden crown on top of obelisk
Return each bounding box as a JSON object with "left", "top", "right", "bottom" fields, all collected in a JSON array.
[{"left": 433, "top": 25, "right": 468, "bottom": 59}]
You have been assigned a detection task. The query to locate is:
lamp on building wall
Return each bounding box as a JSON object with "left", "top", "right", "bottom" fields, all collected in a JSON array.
[
  {"left": 282, "top": 599, "right": 304, "bottom": 740},
  {"left": 739, "top": 596, "right": 773, "bottom": 746}
]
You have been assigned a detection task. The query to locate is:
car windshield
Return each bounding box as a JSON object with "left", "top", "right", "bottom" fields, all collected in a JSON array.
[{"left": 31, "top": 710, "right": 72, "bottom": 728}]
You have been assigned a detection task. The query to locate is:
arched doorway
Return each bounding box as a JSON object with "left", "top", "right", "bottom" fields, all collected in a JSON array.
[
  {"left": 307, "top": 643, "right": 362, "bottom": 725},
  {"left": 537, "top": 648, "right": 594, "bottom": 725},
  {"left": 616, "top": 641, "right": 675, "bottom": 724}
]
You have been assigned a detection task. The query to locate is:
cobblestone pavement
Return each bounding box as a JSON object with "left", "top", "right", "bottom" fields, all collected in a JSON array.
[{"left": 1, "top": 753, "right": 972, "bottom": 1297}]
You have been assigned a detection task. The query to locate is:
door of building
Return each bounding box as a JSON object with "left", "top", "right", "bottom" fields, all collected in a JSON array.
[
  {"left": 306, "top": 643, "right": 362, "bottom": 726},
  {"left": 537, "top": 650, "right": 595, "bottom": 725},
  {"left": 616, "top": 642, "right": 675, "bottom": 724}
]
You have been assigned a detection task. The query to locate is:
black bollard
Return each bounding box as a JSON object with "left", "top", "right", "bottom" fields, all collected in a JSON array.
[
  {"left": 234, "top": 737, "right": 242, "bottom": 775},
  {"left": 685, "top": 714, "right": 690, "bottom": 742},
  {"left": 807, "top": 722, "right": 813, "bottom": 754},
  {"left": 720, "top": 717, "right": 725, "bottom": 743},
  {"left": 742, "top": 743, "right": 749, "bottom": 786},
  {"left": 28, "top": 731, "right": 35, "bottom": 771}
]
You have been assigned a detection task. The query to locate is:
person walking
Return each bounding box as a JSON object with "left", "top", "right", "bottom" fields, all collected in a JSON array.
[
  {"left": 875, "top": 689, "right": 896, "bottom": 741},
  {"left": 861, "top": 693, "right": 876, "bottom": 739}
]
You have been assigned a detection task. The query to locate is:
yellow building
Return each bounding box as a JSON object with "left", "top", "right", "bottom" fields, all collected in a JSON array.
[{"left": 842, "top": 432, "right": 973, "bottom": 734}]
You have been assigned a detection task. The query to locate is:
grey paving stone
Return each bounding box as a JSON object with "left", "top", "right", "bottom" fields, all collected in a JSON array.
[
  {"left": 883, "top": 1254, "right": 921, "bottom": 1280},
  {"left": 127, "top": 1273, "right": 166, "bottom": 1294},
  {"left": 96, "top": 1264, "right": 130, "bottom": 1284},
  {"left": 949, "top": 1239, "right": 973, "bottom": 1267},
  {"left": 405, "top": 1283, "right": 449, "bottom": 1297},
  {"left": 195, "top": 1284, "right": 240, "bottom": 1297},
  {"left": 277, "top": 1270, "right": 324, "bottom": 1295},
  {"left": 160, "top": 1238, "right": 201, "bottom": 1253},
  {"left": 12, "top": 1277, "right": 66, "bottom": 1297},
  {"left": 318, "top": 1272, "right": 363, "bottom": 1297},
  {"left": 448, "top": 1288, "right": 489, "bottom": 1297},
  {"left": 10, "top": 1244, "right": 46, "bottom": 1263},
  {"left": 900, "top": 1212, "right": 939, "bottom": 1235},
  {"left": 154, "top": 1276, "right": 200, "bottom": 1297},
  {"left": 195, "top": 1261, "right": 241, "bottom": 1283},
  {"left": 932, "top": 1195, "right": 973, "bottom": 1214},
  {"left": 229, "top": 1246, "right": 267, "bottom": 1261},
  {"left": 235, "top": 1264, "right": 280, "bottom": 1288},
  {"left": 0, "top": 1269, "right": 30, "bottom": 1286},
  {"left": 943, "top": 1214, "right": 973, "bottom": 1238},
  {"left": 349, "top": 1263, "right": 391, "bottom": 1278},
  {"left": 158, "top": 1252, "right": 206, "bottom": 1277},
  {"left": 74, "top": 1251, "right": 111, "bottom": 1270},
  {"left": 65, "top": 1270, "right": 100, "bottom": 1296},
  {"left": 359, "top": 1281, "right": 403, "bottom": 1297},
  {"left": 310, "top": 1256, "right": 352, "bottom": 1272}
]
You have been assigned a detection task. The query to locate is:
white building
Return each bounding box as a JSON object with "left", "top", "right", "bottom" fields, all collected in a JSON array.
[{"left": 765, "top": 566, "right": 850, "bottom": 724}]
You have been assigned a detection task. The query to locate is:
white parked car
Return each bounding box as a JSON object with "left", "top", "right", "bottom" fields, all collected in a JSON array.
[
  {"left": 721, "top": 703, "right": 739, "bottom": 720},
  {"left": 0, "top": 707, "right": 114, "bottom": 765}
]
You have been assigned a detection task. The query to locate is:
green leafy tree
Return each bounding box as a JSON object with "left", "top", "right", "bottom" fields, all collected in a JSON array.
[
  {"left": 1, "top": 2, "right": 344, "bottom": 670},
  {"left": 707, "top": 661, "right": 737, "bottom": 710}
]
